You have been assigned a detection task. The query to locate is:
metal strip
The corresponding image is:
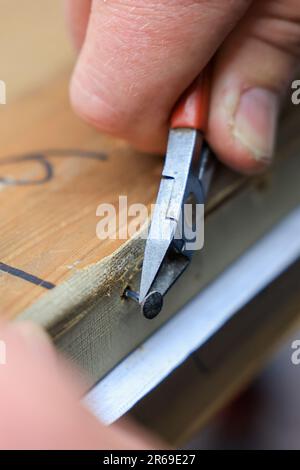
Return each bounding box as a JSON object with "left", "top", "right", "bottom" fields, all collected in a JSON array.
[{"left": 86, "top": 207, "right": 300, "bottom": 424}]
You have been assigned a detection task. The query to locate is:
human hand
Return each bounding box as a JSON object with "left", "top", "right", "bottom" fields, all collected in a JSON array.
[
  {"left": 65, "top": 0, "right": 300, "bottom": 174},
  {"left": 0, "top": 322, "right": 157, "bottom": 449}
]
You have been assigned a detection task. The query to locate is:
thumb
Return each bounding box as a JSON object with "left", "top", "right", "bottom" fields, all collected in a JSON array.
[
  {"left": 69, "top": 0, "right": 252, "bottom": 153},
  {"left": 208, "top": 0, "right": 300, "bottom": 174}
]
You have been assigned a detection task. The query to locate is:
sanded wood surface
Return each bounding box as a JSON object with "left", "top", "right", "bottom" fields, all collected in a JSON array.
[
  {"left": 0, "top": 1, "right": 161, "bottom": 318},
  {"left": 0, "top": 73, "right": 163, "bottom": 318}
]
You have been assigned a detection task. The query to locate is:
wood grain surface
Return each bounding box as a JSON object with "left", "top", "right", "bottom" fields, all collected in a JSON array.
[
  {"left": 0, "top": 1, "right": 161, "bottom": 317},
  {"left": 0, "top": 72, "right": 165, "bottom": 318}
]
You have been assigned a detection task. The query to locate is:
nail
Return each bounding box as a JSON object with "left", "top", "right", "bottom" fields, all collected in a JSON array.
[
  {"left": 124, "top": 288, "right": 163, "bottom": 319},
  {"left": 124, "top": 288, "right": 139, "bottom": 303},
  {"left": 233, "top": 88, "right": 280, "bottom": 164}
]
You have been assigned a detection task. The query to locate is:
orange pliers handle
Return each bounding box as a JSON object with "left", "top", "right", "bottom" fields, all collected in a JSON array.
[{"left": 171, "top": 67, "right": 211, "bottom": 133}]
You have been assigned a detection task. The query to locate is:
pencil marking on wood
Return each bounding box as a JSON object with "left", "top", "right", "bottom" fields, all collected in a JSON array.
[
  {"left": 0, "top": 262, "right": 56, "bottom": 290},
  {"left": 0, "top": 149, "right": 107, "bottom": 186}
]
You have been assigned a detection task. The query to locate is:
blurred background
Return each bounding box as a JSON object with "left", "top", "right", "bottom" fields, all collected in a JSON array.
[{"left": 190, "top": 337, "right": 300, "bottom": 449}]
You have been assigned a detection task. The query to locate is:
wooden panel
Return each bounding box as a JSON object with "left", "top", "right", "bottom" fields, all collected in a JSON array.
[{"left": 0, "top": 73, "right": 163, "bottom": 318}]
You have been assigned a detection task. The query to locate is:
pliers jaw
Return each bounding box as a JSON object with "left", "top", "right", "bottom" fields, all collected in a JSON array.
[{"left": 137, "top": 137, "right": 215, "bottom": 319}]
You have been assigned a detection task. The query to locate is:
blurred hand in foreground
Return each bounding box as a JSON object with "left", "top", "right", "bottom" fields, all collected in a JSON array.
[{"left": 0, "top": 322, "right": 158, "bottom": 449}]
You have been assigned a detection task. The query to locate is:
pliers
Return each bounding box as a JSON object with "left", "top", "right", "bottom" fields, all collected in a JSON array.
[{"left": 126, "top": 67, "right": 216, "bottom": 319}]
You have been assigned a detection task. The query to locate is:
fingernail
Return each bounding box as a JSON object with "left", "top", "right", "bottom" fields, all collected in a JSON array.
[{"left": 233, "top": 88, "right": 279, "bottom": 164}]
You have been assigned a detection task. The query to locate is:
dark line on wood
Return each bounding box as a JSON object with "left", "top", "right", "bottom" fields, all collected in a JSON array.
[
  {"left": 0, "top": 148, "right": 108, "bottom": 186},
  {"left": 0, "top": 262, "right": 56, "bottom": 290}
]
